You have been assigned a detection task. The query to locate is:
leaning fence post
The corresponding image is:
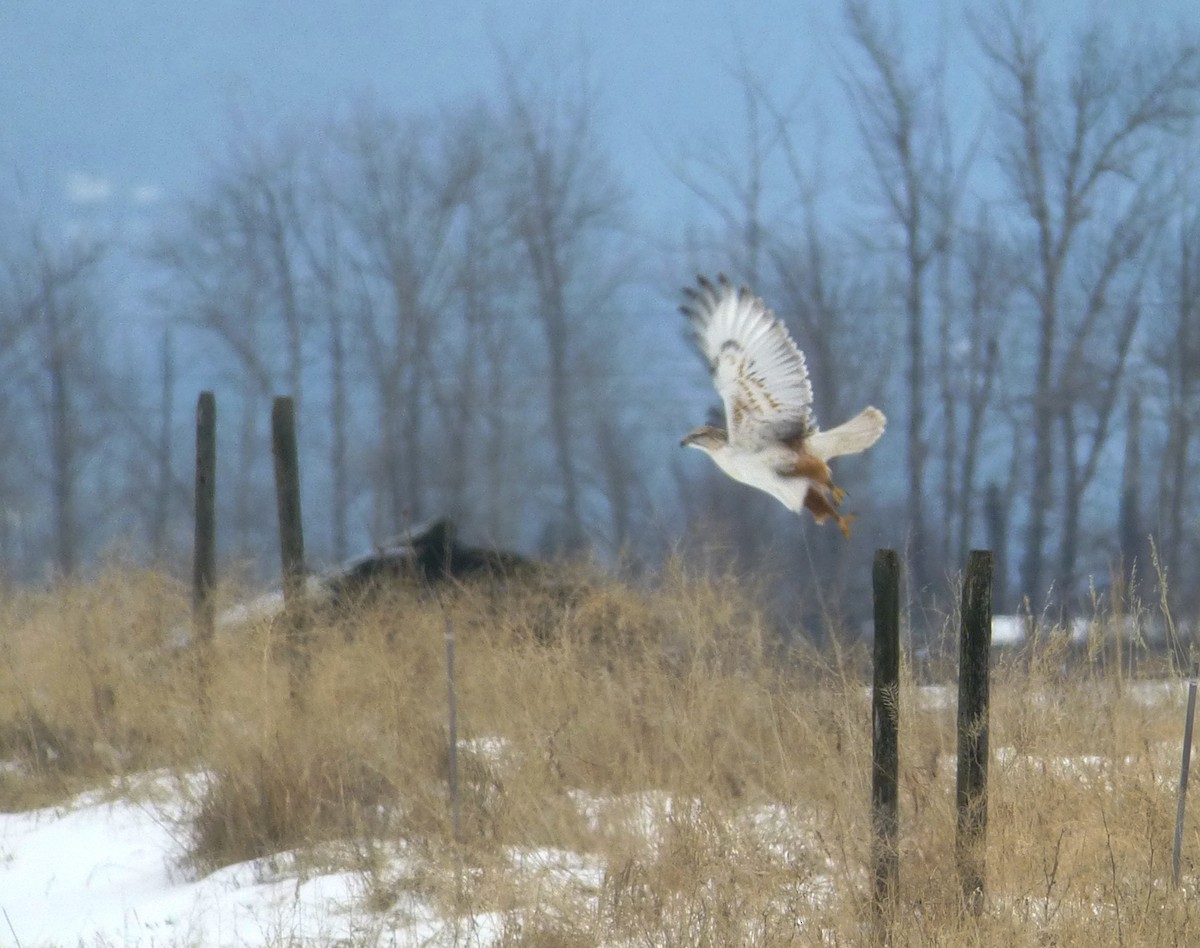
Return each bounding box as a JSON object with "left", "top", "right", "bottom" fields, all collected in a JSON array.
[
  {"left": 1173, "top": 660, "right": 1199, "bottom": 887},
  {"left": 192, "top": 392, "right": 217, "bottom": 702},
  {"left": 271, "top": 396, "right": 308, "bottom": 702},
  {"left": 957, "top": 550, "right": 993, "bottom": 916},
  {"left": 871, "top": 549, "right": 901, "bottom": 939}
]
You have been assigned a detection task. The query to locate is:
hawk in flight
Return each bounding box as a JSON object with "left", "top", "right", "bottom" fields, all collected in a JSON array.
[{"left": 680, "top": 274, "right": 886, "bottom": 537}]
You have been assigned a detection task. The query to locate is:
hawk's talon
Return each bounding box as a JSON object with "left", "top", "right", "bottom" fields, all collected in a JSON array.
[
  {"left": 837, "top": 514, "right": 856, "bottom": 540},
  {"left": 831, "top": 485, "right": 848, "bottom": 506}
]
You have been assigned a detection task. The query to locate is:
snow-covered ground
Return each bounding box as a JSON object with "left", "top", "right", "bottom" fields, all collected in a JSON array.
[
  {"left": 0, "top": 774, "right": 504, "bottom": 947},
  {"left": 0, "top": 771, "right": 823, "bottom": 946}
]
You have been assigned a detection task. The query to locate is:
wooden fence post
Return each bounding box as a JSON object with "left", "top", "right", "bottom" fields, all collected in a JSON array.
[
  {"left": 271, "top": 396, "right": 308, "bottom": 701},
  {"left": 192, "top": 392, "right": 217, "bottom": 703},
  {"left": 871, "top": 549, "right": 901, "bottom": 938},
  {"left": 957, "top": 550, "right": 993, "bottom": 916}
]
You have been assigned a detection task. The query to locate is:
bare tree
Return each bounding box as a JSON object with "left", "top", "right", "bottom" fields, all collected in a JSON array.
[
  {"left": 670, "top": 68, "right": 832, "bottom": 584},
  {"left": 1148, "top": 182, "right": 1200, "bottom": 612},
  {"left": 294, "top": 202, "right": 354, "bottom": 562},
  {"left": 461, "top": 189, "right": 528, "bottom": 544},
  {"left": 423, "top": 107, "right": 524, "bottom": 537},
  {"left": 842, "top": 0, "right": 969, "bottom": 592},
  {"left": 497, "top": 63, "right": 628, "bottom": 552},
  {"left": 150, "top": 328, "right": 176, "bottom": 560},
  {"left": 220, "top": 131, "right": 311, "bottom": 413},
  {"left": 952, "top": 210, "right": 1018, "bottom": 567},
  {"left": 1118, "top": 390, "right": 1145, "bottom": 595},
  {"left": 769, "top": 195, "right": 894, "bottom": 597},
  {"left": 1054, "top": 219, "right": 1153, "bottom": 599},
  {"left": 332, "top": 106, "right": 477, "bottom": 536},
  {"left": 278, "top": 138, "right": 365, "bottom": 564},
  {"left": 0, "top": 214, "right": 39, "bottom": 574},
  {"left": 153, "top": 156, "right": 286, "bottom": 558},
  {"left": 672, "top": 63, "right": 802, "bottom": 287},
  {"left": 978, "top": 5, "right": 1200, "bottom": 606},
  {"left": 0, "top": 209, "right": 109, "bottom": 577},
  {"left": 166, "top": 130, "right": 312, "bottom": 407}
]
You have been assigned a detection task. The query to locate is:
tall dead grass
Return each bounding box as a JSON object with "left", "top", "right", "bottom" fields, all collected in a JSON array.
[
  {"left": 1, "top": 560, "right": 1198, "bottom": 944},
  {"left": 0, "top": 568, "right": 195, "bottom": 804}
]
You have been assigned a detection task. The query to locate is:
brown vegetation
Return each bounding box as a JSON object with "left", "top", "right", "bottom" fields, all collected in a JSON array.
[{"left": 0, "top": 563, "right": 1197, "bottom": 944}]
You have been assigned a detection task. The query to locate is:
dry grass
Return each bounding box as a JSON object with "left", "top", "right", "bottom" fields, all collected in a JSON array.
[
  {"left": 1, "top": 559, "right": 1199, "bottom": 944},
  {"left": 0, "top": 568, "right": 196, "bottom": 805}
]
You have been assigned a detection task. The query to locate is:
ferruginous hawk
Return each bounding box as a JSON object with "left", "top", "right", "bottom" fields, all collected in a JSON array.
[{"left": 680, "top": 274, "right": 886, "bottom": 537}]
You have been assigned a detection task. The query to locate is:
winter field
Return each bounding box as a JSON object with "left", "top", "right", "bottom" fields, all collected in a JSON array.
[{"left": 1, "top": 565, "right": 1198, "bottom": 946}]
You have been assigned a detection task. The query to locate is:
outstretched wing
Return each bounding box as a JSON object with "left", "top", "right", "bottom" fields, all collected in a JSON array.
[{"left": 681, "top": 274, "right": 815, "bottom": 449}]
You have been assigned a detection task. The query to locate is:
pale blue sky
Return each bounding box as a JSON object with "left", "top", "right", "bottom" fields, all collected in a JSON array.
[{"left": 7, "top": 0, "right": 1168, "bottom": 226}]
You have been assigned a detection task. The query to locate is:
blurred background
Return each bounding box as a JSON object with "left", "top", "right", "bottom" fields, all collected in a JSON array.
[{"left": 1, "top": 0, "right": 1198, "bottom": 635}]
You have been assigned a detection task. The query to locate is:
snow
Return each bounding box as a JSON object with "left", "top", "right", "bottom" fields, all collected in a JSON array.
[
  {"left": 0, "top": 773, "right": 833, "bottom": 946},
  {"left": 0, "top": 775, "right": 500, "bottom": 947},
  {"left": 992, "top": 614, "right": 1027, "bottom": 647},
  {"left": 0, "top": 786, "right": 345, "bottom": 945}
]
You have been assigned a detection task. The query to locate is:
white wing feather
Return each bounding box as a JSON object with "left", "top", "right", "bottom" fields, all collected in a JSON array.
[{"left": 682, "top": 274, "right": 815, "bottom": 449}]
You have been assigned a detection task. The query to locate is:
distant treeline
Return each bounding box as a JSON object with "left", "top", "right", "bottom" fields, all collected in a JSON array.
[{"left": 1, "top": 2, "right": 1199, "bottom": 634}]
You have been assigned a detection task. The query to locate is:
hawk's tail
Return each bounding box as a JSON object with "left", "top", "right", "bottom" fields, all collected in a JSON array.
[{"left": 808, "top": 407, "right": 886, "bottom": 461}]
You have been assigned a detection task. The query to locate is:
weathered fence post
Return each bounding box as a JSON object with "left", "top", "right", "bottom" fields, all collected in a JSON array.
[
  {"left": 192, "top": 391, "right": 216, "bottom": 703},
  {"left": 271, "top": 396, "right": 308, "bottom": 701},
  {"left": 872, "top": 549, "right": 901, "bottom": 940},
  {"left": 956, "top": 550, "right": 993, "bottom": 916},
  {"left": 1173, "top": 660, "right": 1199, "bottom": 887}
]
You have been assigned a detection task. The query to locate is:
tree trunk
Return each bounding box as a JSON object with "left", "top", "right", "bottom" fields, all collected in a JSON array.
[
  {"left": 152, "top": 330, "right": 175, "bottom": 560},
  {"left": 233, "top": 390, "right": 260, "bottom": 556},
  {"left": 328, "top": 311, "right": 348, "bottom": 561},
  {"left": 1058, "top": 408, "right": 1082, "bottom": 614},
  {"left": 48, "top": 336, "right": 76, "bottom": 577},
  {"left": 42, "top": 284, "right": 77, "bottom": 577},
  {"left": 904, "top": 240, "right": 929, "bottom": 591},
  {"left": 528, "top": 214, "right": 583, "bottom": 550},
  {"left": 984, "top": 483, "right": 1008, "bottom": 613},
  {"left": 544, "top": 283, "right": 582, "bottom": 550},
  {"left": 1119, "top": 393, "right": 1142, "bottom": 597},
  {"left": 1024, "top": 285, "right": 1057, "bottom": 610}
]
